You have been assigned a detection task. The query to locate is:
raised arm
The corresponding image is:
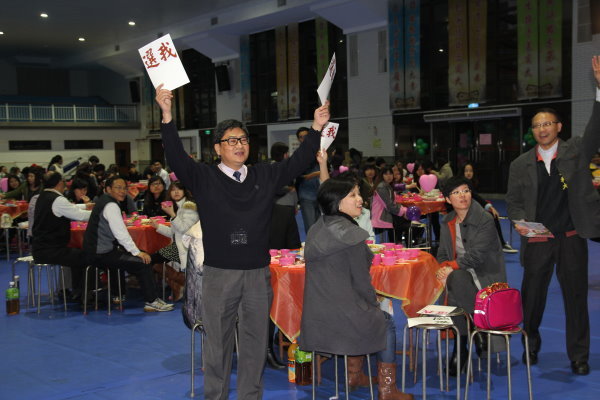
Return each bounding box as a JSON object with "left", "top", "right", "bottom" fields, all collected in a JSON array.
[
  {"left": 317, "top": 149, "right": 329, "bottom": 183},
  {"left": 580, "top": 56, "right": 600, "bottom": 160}
]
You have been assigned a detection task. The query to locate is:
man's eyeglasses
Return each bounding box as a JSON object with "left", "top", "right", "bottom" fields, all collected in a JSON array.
[
  {"left": 532, "top": 121, "right": 559, "bottom": 130},
  {"left": 218, "top": 136, "right": 249, "bottom": 146},
  {"left": 449, "top": 188, "right": 471, "bottom": 196}
]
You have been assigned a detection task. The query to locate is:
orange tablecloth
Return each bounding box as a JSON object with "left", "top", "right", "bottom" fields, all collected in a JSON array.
[
  {"left": 68, "top": 225, "right": 171, "bottom": 254},
  {"left": 0, "top": 201, "right": 29, "bottom": 219},
  {"left": 127, "top": 183, "right": 148, "bottom": 199},
  {"left": 270, "top": 251, "right": 443, "bottom": 341}
]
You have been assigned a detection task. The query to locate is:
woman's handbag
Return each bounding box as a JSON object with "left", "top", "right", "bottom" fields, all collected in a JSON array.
[{"left": 473, "top": 282, "right": 523, "bottom": 330}]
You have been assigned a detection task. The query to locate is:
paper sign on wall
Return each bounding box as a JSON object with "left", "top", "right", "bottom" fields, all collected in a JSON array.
[
  {"left": 138, "top": 34, "right": 190, "bottom": 90},
  {"left": 317, "top": 53, "right": 336, "bottom": 105}
]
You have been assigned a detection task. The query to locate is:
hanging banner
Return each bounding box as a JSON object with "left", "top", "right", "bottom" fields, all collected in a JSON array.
[
  {"left": 315, "top": 18, "right": 330, "bottom": 90},
  {"left": 448, "top": 0, "right": 470, "bottom": 105},
  {"left": 404, "top": 0, "right": 421, "bottom": 109},
  {"left": 517, "top": 0, "right": 539, "bottom": 99},
  {"left": 539, "top": 0, "right": 562, "bottom": 98},
  {"left": 275, "top": 26, "right": 288, "bottom": 121},
  {"left": 468, "top": 0, "right": 487, "bottom": 103},
  {"left": 388, "top": 0, "right": 405, "bottom": 111},
  {"left": 287, "top": 23, "right": 300, "bottom": 119},
  {"left": 240, "top": 35, "right": 252, "bottom": 122}
]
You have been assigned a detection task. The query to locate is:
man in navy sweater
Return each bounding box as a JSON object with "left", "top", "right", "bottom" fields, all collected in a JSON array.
[{"left": 156, "top": 84, "right": 330, "bottom": 400}]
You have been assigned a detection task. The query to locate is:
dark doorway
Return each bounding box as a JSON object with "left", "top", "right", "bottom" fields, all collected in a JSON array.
[{"left": 114, "top": 142, "right": 131, "bottom": 177}]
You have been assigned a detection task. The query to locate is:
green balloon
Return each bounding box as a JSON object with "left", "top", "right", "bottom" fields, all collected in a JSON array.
[
  {"left": 422, "top": 142, "right": 429, "bottom": 149},
  {"left": 417, "top": 148, "right": 426, "bottom": 155},
  {"left": 416, "top": 138, "right": 424, "bottom": 145}
]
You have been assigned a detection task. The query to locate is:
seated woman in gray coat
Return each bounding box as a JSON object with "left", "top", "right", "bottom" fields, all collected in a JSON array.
[
  {"left": 436, "top": 176, "right": 507, "bottom": 375},
  {"left": 300, "top": 176, "right": 413, "bottom": 400}
]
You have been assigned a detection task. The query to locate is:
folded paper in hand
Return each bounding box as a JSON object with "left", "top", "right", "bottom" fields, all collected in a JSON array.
[{"left": 514, "top": 221, "right": 554, "bottom": 238}]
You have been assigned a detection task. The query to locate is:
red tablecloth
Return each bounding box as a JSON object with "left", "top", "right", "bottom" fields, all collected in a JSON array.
[
  {"left": 0, "top": 201, "right": 29, "bottom": 219},
  {"left": 68, "top": 225, "right": 171, "bottom": 254},
  {"left": 270, "top": 251, "right": 443, "bottom": 341}
]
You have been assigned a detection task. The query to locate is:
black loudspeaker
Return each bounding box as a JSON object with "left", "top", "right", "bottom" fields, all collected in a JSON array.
[
  {"left": 215, "top": 65, "right": 231, "bottom": 92},
  {"left": 129, "top": 80, "right": 140, "bottom": 103}
]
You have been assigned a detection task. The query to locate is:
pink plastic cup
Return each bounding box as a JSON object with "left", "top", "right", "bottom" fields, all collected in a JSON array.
[
  {"left": 280, "top": 249, "right": 291, "bottom": 256},
  {"left": 372, "top": 254, "right": 382, "bottom": 266},
  {"left": 408, "top": 249, "right": 420, "bottom": 259},
  {"left": 161, "top": 201, "right": 173, "bottom": 208},
  {"left": 269, "top": 249, "right": 279, "bottom": 257},
  {"left": 382, "top": 256, "right": 396, "bottom": 266},
  {"left": 280, "top": 256, "right": 294, "bottom": 266},
  {"left": 133, "top": 219, "right": 142, "bottom": 227},
  {"left": 365, "top": 240, "right": 374, "bottom": 244},
  {"left": 382, "top": 242, "right": 395, "bottom": 249},
  {"left": 70, "top": 221, "right": 78, "bottom": 229},
  {"left": 394, "top": 244, "right": 404, "bottom": 250},
  {"left": 396, "top": 250, "right": 409, "bottom": 260},
  {"left": 383, "top": 250, "right": 395, "bottom": 257}
]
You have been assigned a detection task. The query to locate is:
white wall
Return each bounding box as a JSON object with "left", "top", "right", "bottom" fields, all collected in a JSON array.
[
  {"left": 215, "top": 59, "right": 242, "bottom": 122},
  {"left": 0, "top": 128, "right": 141, "bottom": 169},
  {"left": 346, "top": 29, "right": 394, "bottom": 157},
  {"left": 571, "top": 1, "right": 600, "bottom": 138}
]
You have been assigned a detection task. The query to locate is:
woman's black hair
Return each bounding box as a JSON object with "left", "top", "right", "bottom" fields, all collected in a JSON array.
[
  {"left": 317, "top": 176, "right": 357, "bottom": 216},
  {"left": 166, "top": 181, "right": 193, "bottom": 213},
  {"left": 442, "top": 176, "right": 473, "bottom": 198},
  {"left": 28, "top": 166, "right": 45, "bottom": 188},
  {"left": 48, "top": 155, "right": 63, "bottom": 168},
  {"left": 459, "top": 161, "right": 479, "bottom": 188},
  {"left": 373, "top": 166, "right": 394, "bottom": 189},
  {"left": 143, "top": 176, "right": 168, "bottom": 217},
  {"left": 6, "top": 174, "right": 21, "bottom": 189},
  {"left": 66, "top": 179, "right": 89, "bottom": 202}
]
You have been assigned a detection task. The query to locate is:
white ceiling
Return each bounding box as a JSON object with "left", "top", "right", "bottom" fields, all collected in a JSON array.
[{"left": 0, "top": 0, "right": 387, "bottom": 77}]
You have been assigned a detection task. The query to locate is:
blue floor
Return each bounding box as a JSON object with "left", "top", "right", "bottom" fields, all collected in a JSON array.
[{"left": 1, "top": 200, "right": 599, "bottom": 399}]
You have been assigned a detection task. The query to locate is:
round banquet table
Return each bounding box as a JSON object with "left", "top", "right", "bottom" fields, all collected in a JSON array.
[
  {"left": 127, "top": 183, "right": 148, "bottom": 199},
  {"left": 68, "top": 224, "right": 171, "bottom": 254},
  {"left": 395, "top": 195, "right": 447, "bottom": 215},
  {"left": 0, "top": 201, "right": 29, "bottom": 219},
  {"left": 270, "top": 251, "right": 443, "bottom": 342}
]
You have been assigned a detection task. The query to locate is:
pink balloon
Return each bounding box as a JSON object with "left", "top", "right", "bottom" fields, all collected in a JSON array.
[
  {"left": 339, "top": 165, "right": 349, "bottom": 173},
  {"left": 419, "top": 174, "right": 438, "bottom": 192},
  {"left": 169, "top": 172, "right": 177, "bottom": 182},
  {"left": 407, "top": 163, "right": 415, "bottom": 174}
]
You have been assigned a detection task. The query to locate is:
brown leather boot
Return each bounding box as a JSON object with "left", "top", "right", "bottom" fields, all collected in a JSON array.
[
  {"left": 347, "top": 356, "right": 377, "bottom": 389},
  {"left": 377, "top": 362, "right": 414, "bottom": 400}
]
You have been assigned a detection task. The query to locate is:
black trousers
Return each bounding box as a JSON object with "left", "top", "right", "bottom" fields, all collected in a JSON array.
[
  {"left": 521, "top": 233, "right": 589, "bottom": 362},
  {"left": 88, "top": 249, "right": 158, "bottom": 303},
  {"left": 32, "top": 246, "right": 88, "bottom": 294},
  {"left": 446, "top": 269, "right": 478, "bottom": 335}
]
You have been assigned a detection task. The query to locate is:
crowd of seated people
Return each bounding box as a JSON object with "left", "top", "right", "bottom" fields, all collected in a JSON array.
[{"left": 0, "top": 155, "right": 191, "bottom": 313}]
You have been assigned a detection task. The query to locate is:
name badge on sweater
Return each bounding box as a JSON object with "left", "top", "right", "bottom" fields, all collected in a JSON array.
[{"left": 230, "top": 228, "right": 248, "bottom": 246}]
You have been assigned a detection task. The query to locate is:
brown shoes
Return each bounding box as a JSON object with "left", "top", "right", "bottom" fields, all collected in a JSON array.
[
  {"left": 347, "top": 356, "right": 377, "bottom": 389},
  {"left": 378, "top": 362, "right": 414, "bottom": 400}
]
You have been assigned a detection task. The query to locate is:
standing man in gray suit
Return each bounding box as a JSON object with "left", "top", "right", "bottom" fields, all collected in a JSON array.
[{"left": 506, "top": 56, "right": 600, "bottom": 376}]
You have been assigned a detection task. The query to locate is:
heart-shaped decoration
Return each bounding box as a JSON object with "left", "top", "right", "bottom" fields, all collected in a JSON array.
[
  {"left": 339, "top": 165, "right": 349, "bottom": 173},
  {"left": 419, "top": 174, "right": 438, "bottom": 193},
  {"left": 407, "top": 163, "right": 415, "bottom": 173}
]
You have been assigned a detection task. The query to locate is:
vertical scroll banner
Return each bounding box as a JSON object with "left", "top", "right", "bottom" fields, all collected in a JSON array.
[
  {"left": 138, "top": 33, "right": 189, "bottom": 90},
  {"left": 388, "top": 0, "right": 405, "bottom": 110},
  {"left": 240, "top": 35, "right": 252, "bottom": 122},
  {"left": 315, "top": 18, "right": 330, "bottom": 89},
  {"left": 404, "top": 0, "right": 421, "bottom": 109},
  {"left": 539, "top": 0, "right": 562, "bottom": 98},
  {"left": 517, "top": 0, "right": 539, "bottom": 99},
  {"left": 287, "top": 23, "right": 300, "bottom": 119},
  {"left": 468, "top": 0, "right": 487, "bottom": 102},
  {"left": 275, "top": 26, "right": 288, "bottom": 121},
  {"left": 448, "top": 0, "right": 469, "bottom": 105}
]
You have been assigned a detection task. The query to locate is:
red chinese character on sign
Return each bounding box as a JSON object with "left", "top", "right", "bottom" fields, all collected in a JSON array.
[
  {"left": 324, "top": 126, "right": 336, "bottom": 138},
  {"left": 158, "top": 42, "right": 178, "bottom": 61},
  {"left": 143, "top": 48, "right": 160, "bottom": 69}
]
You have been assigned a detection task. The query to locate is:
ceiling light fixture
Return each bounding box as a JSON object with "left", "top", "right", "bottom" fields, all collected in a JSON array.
[
  {"left": 128, "top": 21, "right": 136, "bottom": 26},
  {"left": 0, "top": 32, "right": 4, "bottom": 35},
  {"left": 40, "top": 13, "right": 48, "bottom": 18},
  {"left": 78, "top": 37, "right": 86, "bottom": 42}
]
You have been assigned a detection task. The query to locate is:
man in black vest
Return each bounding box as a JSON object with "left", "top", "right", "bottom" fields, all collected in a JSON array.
[
  {"left": 83, "top": 176, "right": 173, "bottom": 312},
  {"left": 507, "top": 56, "right": 600, "bottom": 375},
  {"left": 32, "top": 171, "right": 91, "bottom": 300}
]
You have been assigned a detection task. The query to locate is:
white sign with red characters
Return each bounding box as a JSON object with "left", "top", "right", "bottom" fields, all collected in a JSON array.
[
  {"left": 138, "top": 34, "right": 189, "bottom": 90},
  {"left": 320, "top": 121, "right": 339, "bottom": 151}
]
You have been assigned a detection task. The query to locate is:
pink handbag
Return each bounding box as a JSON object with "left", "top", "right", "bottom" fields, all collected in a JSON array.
[{"left": 473, "top": 282, "right": 523, "bottom": 330}]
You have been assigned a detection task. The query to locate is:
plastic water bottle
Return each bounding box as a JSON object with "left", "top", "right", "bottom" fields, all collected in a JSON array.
[{"left": 5, "top": 281, "right": 19, "bottom": 315}]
